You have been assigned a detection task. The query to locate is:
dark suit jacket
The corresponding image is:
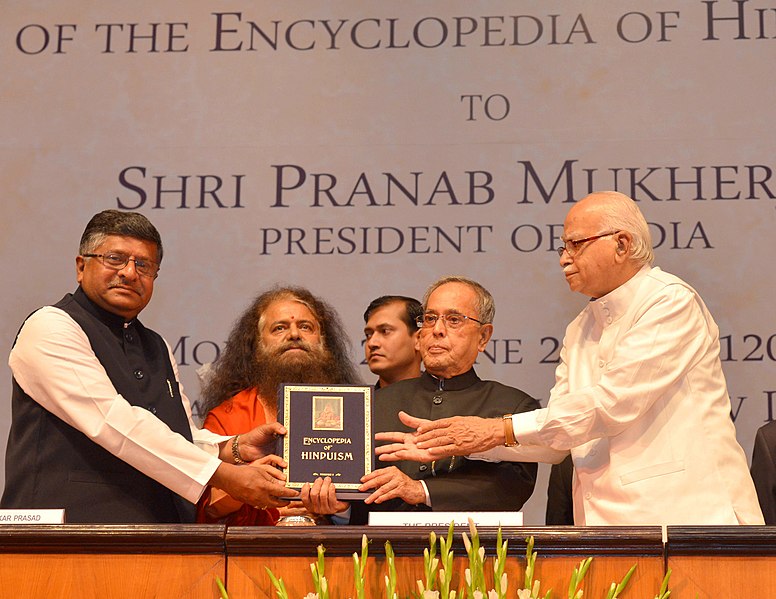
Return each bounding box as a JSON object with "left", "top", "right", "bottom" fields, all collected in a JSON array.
[
  {"left": 545, "top": 455, "right": 575, "bottom": 525},
  {"left": 751, "top": 420, "right": 776, "bottom": 525},
  {"left": 351, "top": 369, "right": 538, "bottom": 524},
  {"left": 2, "top": 287, "right": 194, "bottom": 523}
]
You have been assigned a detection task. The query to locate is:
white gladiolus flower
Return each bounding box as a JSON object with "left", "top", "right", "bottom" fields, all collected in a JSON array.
[{"left": 468, "top": 517, "right": 477, "bottom": 538}]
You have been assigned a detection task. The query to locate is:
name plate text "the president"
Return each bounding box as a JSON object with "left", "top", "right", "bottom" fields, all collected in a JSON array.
[{"left": 369, "top": 511, "right": 523, "bottom": 526}]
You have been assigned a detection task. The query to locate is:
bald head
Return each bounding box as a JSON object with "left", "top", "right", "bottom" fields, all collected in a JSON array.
[
  {"left": 571, "top": 192, "right": 654, "bottom": 266},
  {"left": 560, "top": 192, "right": 652, "bottom": 298}
]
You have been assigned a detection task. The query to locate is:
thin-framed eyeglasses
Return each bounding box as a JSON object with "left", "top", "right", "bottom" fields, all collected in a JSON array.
[
  {"left": 82, "top": 252, "right": 160, "bottom": 278},
  {"left": 556, "top": 231, "right": 620, "bottom": 257},
  {"left": 416, "top": 312, "right": 483, "bottom": 330}
]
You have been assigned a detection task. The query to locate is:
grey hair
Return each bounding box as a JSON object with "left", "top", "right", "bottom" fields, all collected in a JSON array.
[
  {"left": 422, "top": 275, "right": 495, "bottom": 324},
  {"left": 593, "top": 191, "right": 654, "bottom": 266}
]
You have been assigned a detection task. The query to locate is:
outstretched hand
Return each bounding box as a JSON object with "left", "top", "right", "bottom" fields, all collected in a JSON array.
[
  {"left": 375, "top": 412, "right": 437, "bottom": 462},
  {"left": 376, "top": 411, "right": 502, "bottom": 462}
]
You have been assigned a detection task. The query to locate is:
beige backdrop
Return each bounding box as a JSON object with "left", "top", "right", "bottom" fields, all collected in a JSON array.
[{"left": 2, "top": 1, "right": 775, "bottom": 524}]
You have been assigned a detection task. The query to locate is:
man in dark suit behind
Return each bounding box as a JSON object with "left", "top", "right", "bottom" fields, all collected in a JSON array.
[{"left": 751, "top": 420, "right": 776, "bottom": 524}]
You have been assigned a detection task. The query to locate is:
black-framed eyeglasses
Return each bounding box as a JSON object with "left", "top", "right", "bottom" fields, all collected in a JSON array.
[
  {"left": 82, "top": 252, "right": 160, "bottom": 278},
  {"left": 557, "top": 231, "right": 620, "bottom": 257},
  {"left": 416, "top": 313, "right": 483, "bottom": 330}
]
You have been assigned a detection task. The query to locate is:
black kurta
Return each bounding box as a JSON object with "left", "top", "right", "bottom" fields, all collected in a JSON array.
[
  {"left": 751, "top": 420, "right": 776, "bottom": 525},
  {"left": 352, "top": 368, "right": 539, "bottom": 523}
]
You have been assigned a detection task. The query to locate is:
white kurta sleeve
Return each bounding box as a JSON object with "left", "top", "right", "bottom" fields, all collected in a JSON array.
[
  {"left": 9, "top": 307, "right": 228, "bottom": 503},
  {"left": 513, "top": 283, "right": 713, "bottom": 450}
]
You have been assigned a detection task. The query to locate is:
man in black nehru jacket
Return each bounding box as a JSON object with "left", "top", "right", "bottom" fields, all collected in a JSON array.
[{"left": 2, "top": 210, "right": 296, "bottom": 523}]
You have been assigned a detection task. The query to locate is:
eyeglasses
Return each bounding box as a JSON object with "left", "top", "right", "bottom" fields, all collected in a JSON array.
[
  {"left": 416, "top": 313, "right": 483, "bottom": 330},
  {"left": 83, "top": 252, "right": 160, "bottom": 278},
  {"left": 557, "top": 231, "right": 619, "bottom": 257}
]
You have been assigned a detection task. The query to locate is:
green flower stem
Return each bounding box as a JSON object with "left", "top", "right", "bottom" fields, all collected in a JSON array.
[
  {"left": 384, "top": 540, "right": 397, "bottom": 599},
  {"left": 353, "top": 534, "right": 369, "bottom": 599},
  {"left": 310, "top": 544, "right": 330, "bottom": 599},
  {"left": 423, "top": 531, "right": 439, "bottom": 593},
  {"left": 462, "top": 519, "right": 486, "bottom": 597},
  {"left": 604, "top": 564, "right": 636, "bottom": 599},
  {"left": 524, "top": 536, "right": 537, "bottom": 592},
  {"left": 257, "top": 525, "right": 672, "bottom": 599},
  {"left": 654, "top": 568, "right": 672, "bottom": 599},
  {"left": 439, "top": 522, "right": 456, "bottom": 599},
  {"left": 264, "top": 567, "right": 290, "bottom": 599},
  {"left": 215, "top": 576, "right": 229, "bottom": 599},
  {"left": 493, "top": 527, "right": 508, "bottom": 599},
  {"left": 567, "top": 556, "right": 593, "bottom": 599}
]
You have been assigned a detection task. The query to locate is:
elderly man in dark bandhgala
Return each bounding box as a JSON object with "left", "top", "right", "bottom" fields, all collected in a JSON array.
[{"left": 304, "top": 276, "right": 540, "bottom": 523}]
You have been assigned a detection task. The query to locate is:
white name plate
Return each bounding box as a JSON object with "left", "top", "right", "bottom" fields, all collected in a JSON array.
[
  {"left": 368, "top": 511, "right": 522, "bottom": 527},
  {"left": 0, "top": 509, "right": 65, "bottom": 524}
]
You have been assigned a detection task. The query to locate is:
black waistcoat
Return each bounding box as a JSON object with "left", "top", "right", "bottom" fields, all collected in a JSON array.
[{"left": 1, "top": 287, "right": 196, "bottom": 523}]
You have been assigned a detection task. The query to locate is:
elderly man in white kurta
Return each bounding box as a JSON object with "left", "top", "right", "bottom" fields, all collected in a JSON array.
[{"left": 376, "top": 191, "right": 763, "bottom": 526}]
